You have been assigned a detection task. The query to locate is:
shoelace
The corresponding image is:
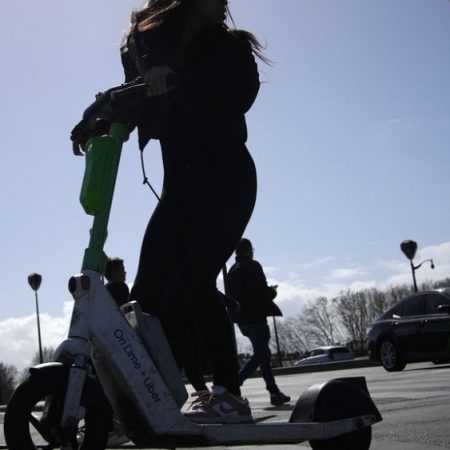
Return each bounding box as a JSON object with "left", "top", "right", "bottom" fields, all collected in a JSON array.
[{"left": 188, "top": 390, "right": 212, "bottom": 409}]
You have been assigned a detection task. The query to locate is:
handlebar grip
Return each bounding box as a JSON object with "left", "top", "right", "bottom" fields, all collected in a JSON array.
[
  {"left": 110, "top": 73, "right": 181, "bottom": 100},
  {"left": 110, "top": 83, "right": 149, "bottom": 100}
]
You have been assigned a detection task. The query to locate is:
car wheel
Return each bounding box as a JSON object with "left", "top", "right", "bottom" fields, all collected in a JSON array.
[{"left": 379, "top": 339, "right": 406, "bottom": 372}]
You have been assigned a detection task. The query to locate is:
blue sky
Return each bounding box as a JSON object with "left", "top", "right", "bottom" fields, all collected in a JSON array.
[{"left": 1, "top": 0, "right": 450, "bottom": 369}]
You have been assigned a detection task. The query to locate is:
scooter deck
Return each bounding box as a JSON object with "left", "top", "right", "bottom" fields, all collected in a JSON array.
[{"left": 133, "top": 414, "right": 377, "bottom": 447}]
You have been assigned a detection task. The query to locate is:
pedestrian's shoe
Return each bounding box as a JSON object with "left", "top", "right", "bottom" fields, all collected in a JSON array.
[
  {"left": 184, "top": 385, "right": 254, "bottom": 424},
  {"left": 107, "top": 429, "right": 129, "bottom": 447},
  {"left": 270, "top": 391, "right": 291, "bottom": 406},
  {"left": 106, "top": 418, "right": 129, "bottom": 447},
  {"left": 76, "top": 419, "right": 129, "bottom": 447}
]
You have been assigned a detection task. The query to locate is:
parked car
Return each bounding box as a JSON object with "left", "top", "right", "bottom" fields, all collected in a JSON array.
[
  {"left": 367, "top": 289, "right": 450, "bottom": 372},
  {"left": 294, "top": 346, "right": 354, "bottom": 366}
]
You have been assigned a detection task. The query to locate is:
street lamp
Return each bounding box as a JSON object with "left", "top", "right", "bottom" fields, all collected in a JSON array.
[
  {"left": 272, "top": 316, "right": 283, "bottom": 367},
  {"left": 400, "top": 240, "right": 435, "bottom": 293},
  {"left": 27, "top": 273, "right": 43, "bottom": 364}
]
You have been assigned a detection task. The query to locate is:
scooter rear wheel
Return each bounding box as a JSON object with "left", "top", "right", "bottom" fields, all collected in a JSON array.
[
  {"left": 4, "top": 373, "right": 109, "bottom": 450},
  {"left": 289, "top": 377, "right": 377, "bottom": 450}
]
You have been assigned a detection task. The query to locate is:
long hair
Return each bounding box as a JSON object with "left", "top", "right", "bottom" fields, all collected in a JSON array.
[
  {"left": 131, "top": 0, "right": 184, "bottom": 33},
  {"left": 124, "top": 0, "right": 269, "bottom": 64}
]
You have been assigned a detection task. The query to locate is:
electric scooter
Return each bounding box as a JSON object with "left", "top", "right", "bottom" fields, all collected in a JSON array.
[{"left": 3, "top": 79, "right": 382, "bottom": 450}]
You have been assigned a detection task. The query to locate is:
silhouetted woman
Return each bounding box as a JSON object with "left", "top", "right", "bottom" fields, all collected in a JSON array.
[{"left": 82, "top": 0, "right": 264, "bottom": 423}]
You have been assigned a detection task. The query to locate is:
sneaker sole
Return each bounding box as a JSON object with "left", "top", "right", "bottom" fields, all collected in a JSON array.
[{"left": 185, "top": 414, "right": 255, "bottom": 425}]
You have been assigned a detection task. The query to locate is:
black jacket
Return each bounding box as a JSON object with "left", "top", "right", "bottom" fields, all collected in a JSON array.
[
  {"left": 121, "top": 24, "right": 260, "bottom": 149},
  {"left": 226, "top": 255, "right": 281, "bottom": 325}
]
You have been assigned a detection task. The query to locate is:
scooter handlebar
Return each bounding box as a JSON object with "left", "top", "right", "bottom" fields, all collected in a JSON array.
[
  {"left": 71, "top": 73, "right": 180, "bottom": 148},
  {"left": 71, "top": 78, "right": 149, "bottom": 147},
  {"left": 109, "top": 81, "right": 149, "bottom": 100}
]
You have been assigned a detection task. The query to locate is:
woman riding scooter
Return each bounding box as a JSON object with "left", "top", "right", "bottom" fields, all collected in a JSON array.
[{"left": 72, "top": 0, "right": 266, "bottom": 424}]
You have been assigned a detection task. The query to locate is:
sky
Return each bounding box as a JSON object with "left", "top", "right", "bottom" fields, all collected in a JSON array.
[{"left": 1, "top": 0, "right": 450, "bottom": 370}]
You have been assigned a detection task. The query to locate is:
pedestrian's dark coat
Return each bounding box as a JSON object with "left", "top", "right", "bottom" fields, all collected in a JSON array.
[{"left": 226, "top": 255, "right": 281, "bottom": 325}]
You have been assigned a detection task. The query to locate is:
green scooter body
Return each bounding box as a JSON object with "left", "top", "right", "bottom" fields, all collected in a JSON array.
[{"left": 79, "top": 123, "right": 129, "bottom": 274}]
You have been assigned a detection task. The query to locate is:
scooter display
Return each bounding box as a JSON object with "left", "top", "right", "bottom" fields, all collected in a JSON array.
[{"left": 3, "top": 80, "right": 382, "bottom": 450}]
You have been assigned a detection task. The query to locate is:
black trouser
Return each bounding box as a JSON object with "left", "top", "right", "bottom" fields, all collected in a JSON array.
[
  {"left": 238, "top": 323, "right": 279, "bottom": 394},
  {"left": 130, "top": 137, "right": 257, "bottom": 396}
]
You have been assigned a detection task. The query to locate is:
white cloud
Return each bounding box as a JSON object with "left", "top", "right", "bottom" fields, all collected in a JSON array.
[
  {"left": 262, "top": 266, "right": 281, "bottom": 275},
  {"left": 329, "top": 267, "right": 366, "bottom": 280},
  {"left": 347, "top": 280, "right": 377, "bottom": 291},
  {"left": 266, "top": 277, "right": 345, "bottom": 318},
  {"left": 301, "top": 256, "right": 334, "bottom": 270},
  {"left": 374, "top": 117, "right": 405, "bottom": 130},
  {"left": 378, "top": 241, "right": 450, "bottom": 289},
  {"left": 377, "top": 259, "right": 405, "bottom": 272},
  {"left": 0, "top": 302, "right": 72, "bottom": 371},
  {"left": 265, "top": 241, "right": 450, "bottom": 319}
]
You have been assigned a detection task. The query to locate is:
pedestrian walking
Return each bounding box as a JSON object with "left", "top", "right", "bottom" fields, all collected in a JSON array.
[{"left": 227, "top": 238, "right": 291, "bottom": 406}]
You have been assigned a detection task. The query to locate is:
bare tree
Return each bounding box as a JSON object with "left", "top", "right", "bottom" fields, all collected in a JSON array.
[
  {"left": 422, "top": 277, "right": 450, "bottom": 291},
  {"left": 30, "top": 347, "right": 55, "bottom": 366},
  {"left": 299, "top": 297, "right": 344, "bottom": 347},
  {"left": 18, "top": 347, "right": 55, "bottom": 383},
  {"left": 386, "top": 284, "right": 413, "bottom": 304},
  {"left": 335, "top": 290, "right": 368, "bottom": 346},
  {"left": 334, "top": 290, "right": 380, "bottom": 355},
  {"left": 0, "top": 362, "right": 18, "bottom": 404},
  {"left": 270, "top": 317, "right": 313, "bottom": 355},
  {"left": 365, "top": 288, "right": 391, "bottom": 322}
]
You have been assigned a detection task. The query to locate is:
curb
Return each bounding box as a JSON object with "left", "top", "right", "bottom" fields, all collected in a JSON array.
[{"left": 271, "top": 357, "right": 379, "bottom": 376}]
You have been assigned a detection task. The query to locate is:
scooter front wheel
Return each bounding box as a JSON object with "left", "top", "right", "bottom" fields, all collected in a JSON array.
[{"left": 4, "top": 372, "right": 110, "bottom": 450}]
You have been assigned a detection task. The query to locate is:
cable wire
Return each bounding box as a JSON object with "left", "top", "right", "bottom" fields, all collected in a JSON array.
[{"left": 140, "top": 148, "right": 160, "bottom": 201}]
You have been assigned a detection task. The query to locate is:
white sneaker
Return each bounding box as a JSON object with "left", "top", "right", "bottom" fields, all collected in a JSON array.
[
  {"left": 185, "top": 389, "right": 212, "bottom": 411},
  {"left": 184, "top": 385, "right": 254, "bottom": 424}
]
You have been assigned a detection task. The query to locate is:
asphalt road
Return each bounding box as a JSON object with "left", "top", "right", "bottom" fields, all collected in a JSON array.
[{"left": 1, "top": 361, "right": 450, "bottom": 449}]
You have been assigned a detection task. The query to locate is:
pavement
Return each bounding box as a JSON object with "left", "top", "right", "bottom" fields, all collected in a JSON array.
[
  {"left": 105, "top": 443, "right": 448, "bottom": 450},
  {"left": 3, "top": 358, "right": 450, "bottom": 449}
]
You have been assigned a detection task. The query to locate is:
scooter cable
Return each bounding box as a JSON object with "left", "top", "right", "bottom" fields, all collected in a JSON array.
[{"left": 140, "top": 147, "right": 160, "bottom": 201}]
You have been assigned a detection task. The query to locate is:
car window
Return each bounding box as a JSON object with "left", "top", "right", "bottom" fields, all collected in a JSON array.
[
  {"left": 401, "top": 295, "right": 425, "bottom": 316},
  {"left": 381, "top": 302, "right": 402, "bottom": 319},
  {"left": 310, "top": 349, "right": 324, "bottom": 356},
  {"left": 425, "top": 293, "right": 450, "bottom": 314},
  {"left": 381, "top": 304, "right": 401, "bottom": 319}
]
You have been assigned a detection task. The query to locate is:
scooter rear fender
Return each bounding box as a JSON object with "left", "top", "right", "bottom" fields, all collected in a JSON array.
[{"left": 289, "top": 376, "right": 382, "bottom": 424}]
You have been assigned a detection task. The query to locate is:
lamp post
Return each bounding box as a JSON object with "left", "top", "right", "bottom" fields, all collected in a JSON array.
[
  {"left": 27, "top": 273, "right": 43, "bottom": 364},
  {"left": 400, "top": 240, "right": 435, "bottom": 293},
  {"left": 272, "top": 316, "right": 283, "bottom": 367}
]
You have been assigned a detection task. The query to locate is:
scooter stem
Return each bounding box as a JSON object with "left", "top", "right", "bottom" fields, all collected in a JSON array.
[{"left": 81, "top": 123, "right": 129, "bottom": 273}]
